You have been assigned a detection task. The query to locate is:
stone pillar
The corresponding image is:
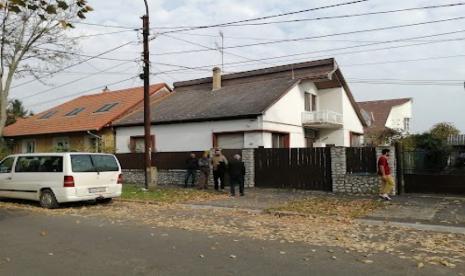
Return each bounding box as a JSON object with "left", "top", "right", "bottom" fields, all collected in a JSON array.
[
  {"left": 330, "top": 147, "right": 346, "bottom": 193},
  {"left": 242, "top": 148, "right": 255, "bottom": 187},
  {"left": 376, "top": 146, "right": 396, "bottom": 195}
]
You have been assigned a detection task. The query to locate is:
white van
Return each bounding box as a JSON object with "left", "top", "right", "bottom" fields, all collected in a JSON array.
[{"left": 0, "top": 153, "right": 123, "bottom": 209}]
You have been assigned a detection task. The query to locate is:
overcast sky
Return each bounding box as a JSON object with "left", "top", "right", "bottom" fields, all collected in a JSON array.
[{"left": 10, "top": 0, "right": 465, "bottom": 133}]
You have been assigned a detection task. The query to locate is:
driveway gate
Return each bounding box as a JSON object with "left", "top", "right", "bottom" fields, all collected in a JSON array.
[
  {"left": 254, "top": 147, "right": 332, "bottom": 191},
  {"left": 402, "top": 149, "right": 465, "bottom": 195}
]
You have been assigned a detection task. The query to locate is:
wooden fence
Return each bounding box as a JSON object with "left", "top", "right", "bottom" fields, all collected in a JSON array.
[
  {"left": 345, "top": 147, "right": 377, "bottom": 174},
  {"left": 116, "top": 149, "right": 243, "bottom": 170},
  {"left": 254, "top": 147, "right": 332, "bottom": 191}
]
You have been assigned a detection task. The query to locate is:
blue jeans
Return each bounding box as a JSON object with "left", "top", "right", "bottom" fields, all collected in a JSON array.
[{"left": 184, "top": 169, "right": 196, "bottom": 187}]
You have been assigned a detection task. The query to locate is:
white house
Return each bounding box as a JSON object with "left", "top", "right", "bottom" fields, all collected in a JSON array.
[
  {"left": 358, "top": 98, "right": 413, "bottom": 136},
  {"left": 114, "top": 58, "right": 367, "bottom": 153}
]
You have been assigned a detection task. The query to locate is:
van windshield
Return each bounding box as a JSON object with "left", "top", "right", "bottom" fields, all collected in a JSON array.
[{"left": 71, "top": 155, "right": 119, "bottom": 172}]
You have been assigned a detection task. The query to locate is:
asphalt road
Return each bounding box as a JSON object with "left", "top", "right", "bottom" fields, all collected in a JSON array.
[{"left": 0, "top": 208, "right": 458, "bottom": 276}]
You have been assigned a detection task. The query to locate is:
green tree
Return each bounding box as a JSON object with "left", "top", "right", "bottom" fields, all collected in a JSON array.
[
  {"left": 0, "top": 0, "right": 92, "bottom": 136},
  {"left": 430, "top": 122, "right": 460, "bottom": 141},
  {"left": 6, "top": 98, "right": 30, "bottom": 125}
]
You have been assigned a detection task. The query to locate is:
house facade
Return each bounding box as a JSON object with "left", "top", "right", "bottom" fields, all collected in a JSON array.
[
  {"left": 358, "top": 98, "right": 413, "bottom": 136},
  {"left": 4, "top": 84, "right": 170, "bottom": 153},
  {"left": 114, "top": 59, "right": 366, "bottom": 153}
]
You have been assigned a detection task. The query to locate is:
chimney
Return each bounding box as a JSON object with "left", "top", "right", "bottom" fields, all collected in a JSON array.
[
  {"left": 102, "top": 86, "right": 110, "bottom": 93},
  {"left": 212, "top": 67, "right": 221, "bottom": 91}
]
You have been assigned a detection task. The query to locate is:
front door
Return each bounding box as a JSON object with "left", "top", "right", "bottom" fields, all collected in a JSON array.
[{"left": 0, "top": 156, "right": 16, "bottom": 197}]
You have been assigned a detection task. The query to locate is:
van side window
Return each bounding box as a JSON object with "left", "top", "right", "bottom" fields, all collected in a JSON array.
[
  {"left": 39, "top": 157, "right": 63, "bottom": 172},
  {"left": 15, "top": 157, "right": 41, "bottom": 172},
  {"left": 71, "top": 155, "right": 94, "bottom": 172},
  {"left": 15, "top": 156, "right": 63, "bottom": 173},
  {"left": 91, "top": 155, "right": 119, "bottom": 172},
  {"left": 0, "top": 157, "right": 15, "bottom": 173}
]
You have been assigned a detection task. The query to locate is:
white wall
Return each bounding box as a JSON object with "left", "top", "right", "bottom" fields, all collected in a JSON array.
[
  {"left": 386, "top": 101, "right": 413, "bottom": 133},
  {"left": 318, "top": 87, "right": 343, "bottom": 114},
  {"left": 341, "top": 87, "right": 365, "bottom": 146},
  {"left": 262, "top": 81, "right": 316, "bottom": 125},
  {"left": 115, "top": 119, "right": 260, "bottom": 153}
]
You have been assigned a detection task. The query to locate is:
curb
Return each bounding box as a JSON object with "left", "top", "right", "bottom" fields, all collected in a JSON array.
[{"left": 357, "top": 219, "right": 465, "bottom": 234}]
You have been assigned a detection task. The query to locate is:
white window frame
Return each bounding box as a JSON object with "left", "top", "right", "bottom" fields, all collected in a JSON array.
[{"left": 22, "top": 139, "right": 36, "bottom": 153}]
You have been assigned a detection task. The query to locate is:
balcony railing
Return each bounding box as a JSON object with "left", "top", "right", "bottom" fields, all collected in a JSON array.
[{"left": 302, "top": 110, "right": 343, "bottom": 128}]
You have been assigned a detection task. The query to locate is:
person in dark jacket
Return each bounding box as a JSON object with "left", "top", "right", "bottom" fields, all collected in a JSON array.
[
  {"left": 228, "top": 154, "right": 246, "bottom": 196},
  {"left": 184, "top": 152, "right": 198, "bottom": 188},
  {"left": 211, "top": 148, "right": 228, "bottom": 191}
]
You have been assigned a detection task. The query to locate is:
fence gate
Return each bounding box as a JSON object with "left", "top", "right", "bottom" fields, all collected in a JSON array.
[
  {"left": 254, "top": 147, "right": 332, "bottom": 191},
  {"left": 402, "top": 148, "right": 465, "bottom": 195}
]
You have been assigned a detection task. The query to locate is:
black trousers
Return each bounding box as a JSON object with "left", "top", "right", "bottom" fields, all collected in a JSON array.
[
  {"left": 230, "top": 176, "right": 244, "bottom": 195},
  {"left": 184, "top": 169, "right": 196, "bottom": 187},
  {"left": 213, "top": 170, "right": 225, "bottom": 190}
]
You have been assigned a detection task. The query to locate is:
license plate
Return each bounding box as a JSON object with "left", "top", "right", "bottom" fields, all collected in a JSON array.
[{"left": 89, "top": 187, "right": 106, "bottom": 193}]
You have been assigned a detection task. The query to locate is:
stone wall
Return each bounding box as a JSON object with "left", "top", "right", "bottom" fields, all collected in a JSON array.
[
  {"left": 331, "top": 146, "right": 396, "bottom": 195},
  {"left": 122, "top": 148, "right": 255, "bottom": 188},
  {"left": 122, "top": 169, "right": 145, "bottom": 185}
]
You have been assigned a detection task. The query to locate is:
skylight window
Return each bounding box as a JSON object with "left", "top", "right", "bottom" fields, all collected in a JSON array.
[
  {"left": 65, "top": 107, "right": 85, "bottom": 116},
  {"left": 94, "top": 103, "right": 119, "bottom": 113},
  {"left": 39, "top": 111, "right": 57, "bottom": 119}
]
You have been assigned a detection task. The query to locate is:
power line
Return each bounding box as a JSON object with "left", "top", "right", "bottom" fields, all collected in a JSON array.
[
  {"left": 27, "top": 75, "right": 140, "bottom": 108},
  {"left": 153, "top": 2, "right": 465, "bottom": 30},
  {"left": 205, "top": 2, "right": 465, "bottom": 27},
  {"left": 33, "top": 46, "right": 139, "bottom": 62},
  {"left": 341, "top": 53, "right": 465, "bottom": 67},
  {"left": 70, "top": 21, "right": 139, "bottom": 30},
  {"left": 22, "top": 61, "right": 136, "bottom": 100},
  {"left": 150, "top": 29, "right": 465, "bottom": 75},
  {"left": 162, "top": 33, "right": 275, "bottom": 67},
  {"left": 154, "top": 16, "right": 465, "bottom": 56},
  {"left": 68, "top": 29, "right": 139, "bottom": 39},
  {"left": 12, "top": 41, "right": 138, "bottom": 89},
  {"left": 155, "top": 0, "right": 370, "bottom": 35}
]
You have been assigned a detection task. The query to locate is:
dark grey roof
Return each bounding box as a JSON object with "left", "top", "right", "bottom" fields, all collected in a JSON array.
[
  {"left": 115, "top": 77, "right": 300, "bottom": 125},
  {"left": 114, "top": 58, "right": 366, "bottom": 127}
]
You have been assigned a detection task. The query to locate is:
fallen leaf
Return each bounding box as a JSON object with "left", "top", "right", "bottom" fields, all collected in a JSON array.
[
  {"left": 40, "top": 231, "right": 48, "bottom": 237},
  {"left": 230, "top": 254, "right": 236, "bottom": 259},
  {"left": 417, "top": 262, "right": 424, "bottom": 269}
]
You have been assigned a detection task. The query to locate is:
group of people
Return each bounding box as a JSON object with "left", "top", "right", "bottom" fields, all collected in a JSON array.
[
  {"left": 184, "top": 147, "right": 395, "bottom": 200},
  {"left": 184, "top": 149, "right": 245, "bottom": 196}
]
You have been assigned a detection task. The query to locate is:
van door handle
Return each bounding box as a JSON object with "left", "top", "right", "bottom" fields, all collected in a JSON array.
[{"left": 6, "top": 177, "right": 12, "bottom": 180}]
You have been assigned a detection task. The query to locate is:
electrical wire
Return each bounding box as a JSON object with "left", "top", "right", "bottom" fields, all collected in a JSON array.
[
  {"left": 12, "top": 41, "right": 138, "bottom": 89},
  {"left": 154, "top": 16, "right": 465, "bottom": 56}
]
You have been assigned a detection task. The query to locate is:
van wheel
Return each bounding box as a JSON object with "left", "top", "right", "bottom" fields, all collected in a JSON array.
[
  {"left": 97, "top": 198, "right": 113, "bottom": 204},
  {"left": 39, "top": 190, "right": 59, "bottom": 209}
]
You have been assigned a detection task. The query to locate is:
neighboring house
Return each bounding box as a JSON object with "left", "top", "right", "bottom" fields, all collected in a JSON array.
[
  {"left": 4, "top": 84, "right": 171, "bottom": 153},
  {"left": 114, "top": 58, "right": 366, "bottom": 153},
  {"left": 358, "top": 98, "right": 413, "bottom": 138}
]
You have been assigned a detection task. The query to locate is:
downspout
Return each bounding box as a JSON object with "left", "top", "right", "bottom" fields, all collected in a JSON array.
[
  {"left": 87, "top": 131, "right": 102, "bottom": 153},
  {"left": 327, "top": 60, "right": 339, "bottom": 80}
]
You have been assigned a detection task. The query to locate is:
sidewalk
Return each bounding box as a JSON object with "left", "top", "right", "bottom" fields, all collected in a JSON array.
[
  {"left": 185, "top": 188, "right": 465, "bottom": 232},
  {"left": 362, "top": 194, "right": 465, "bottom": 228}
]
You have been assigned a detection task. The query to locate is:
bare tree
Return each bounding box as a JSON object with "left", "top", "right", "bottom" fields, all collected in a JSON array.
[{"left": 0, "top": 0, "right": 92, "bottom": 135}]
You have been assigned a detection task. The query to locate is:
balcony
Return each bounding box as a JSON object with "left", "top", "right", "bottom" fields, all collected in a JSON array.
[{"left": 302, "top": 110, "right": 343, "bottom": 129}]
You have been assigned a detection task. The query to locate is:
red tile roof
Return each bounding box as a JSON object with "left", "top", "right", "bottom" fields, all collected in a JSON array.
[
  {"left": 357, "top": 98, "right": 412, "bottom": 132},
  {"left": 4, "top": 83, "right": 170, "bottom": 137}
]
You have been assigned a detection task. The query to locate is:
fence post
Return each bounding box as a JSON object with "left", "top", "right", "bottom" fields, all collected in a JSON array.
[
  {"left": 242, "top": 148, "right": 255, "bottom": 188},
  {"left": 330, "top": 147, "right": 346, "bottom": 193},
  {"left": 394, "top": 142, "right": 404, "bottom": 195}
]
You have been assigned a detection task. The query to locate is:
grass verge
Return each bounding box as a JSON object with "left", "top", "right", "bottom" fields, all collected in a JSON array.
[{"left": 120, "top": 184, "right": 226, "bottom": 204}]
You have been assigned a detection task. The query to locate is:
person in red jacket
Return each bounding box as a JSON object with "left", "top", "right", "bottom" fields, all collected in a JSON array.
[{"left": 378, "top": 149, "right": 394, "bottom": 201}]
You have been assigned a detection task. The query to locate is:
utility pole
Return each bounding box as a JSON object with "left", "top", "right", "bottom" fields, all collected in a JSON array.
[{"left": 141, "top": 0, "right": 152, "bottom": 190}]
